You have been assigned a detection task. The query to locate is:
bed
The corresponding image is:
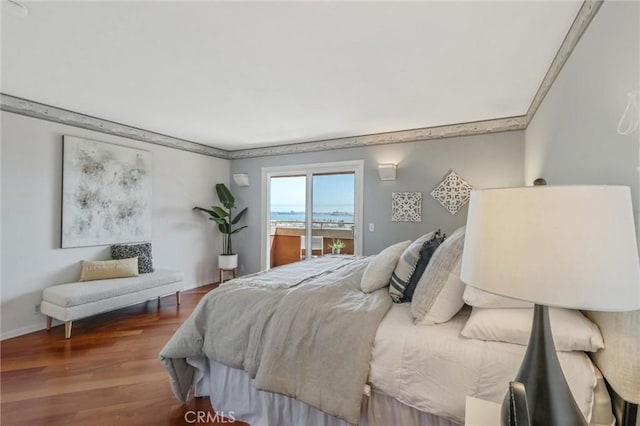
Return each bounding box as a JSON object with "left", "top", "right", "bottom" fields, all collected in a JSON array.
[{"left": 160, "top": 229, "right": 639, "bottom": 426}]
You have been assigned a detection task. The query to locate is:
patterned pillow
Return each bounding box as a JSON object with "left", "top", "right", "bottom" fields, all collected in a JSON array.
[
  {"left": 402, "top": 231, "right": 446, "bottom": 302},
  {"left": 111, "top": 242, "right": 154, "bottom": 274},
  {"left": 389, "top": 232, "right": 437, "bottom": 302}
]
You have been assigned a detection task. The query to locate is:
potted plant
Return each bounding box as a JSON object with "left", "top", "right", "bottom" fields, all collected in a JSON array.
[
  {"left": 194, "top": 183, "right": 248, "bottom": 269},
  {"left": 328, "top": 239, "right": 346, "bottom": 255}
]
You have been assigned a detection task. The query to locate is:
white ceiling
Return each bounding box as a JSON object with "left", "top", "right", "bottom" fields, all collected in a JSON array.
[{"left": 1, "top": 1, "right": 582, "bottom": 151}]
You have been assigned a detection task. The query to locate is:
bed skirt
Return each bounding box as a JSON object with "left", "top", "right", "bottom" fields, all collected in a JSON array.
[{"left": 191, "top": 358, "right": 460, "bottom": 426}]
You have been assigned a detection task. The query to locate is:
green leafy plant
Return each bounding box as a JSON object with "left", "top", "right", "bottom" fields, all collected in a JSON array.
[
  {"left": 193, "top": 183, "right": 248, "bottom": 255},
  {"left": 328, "top": 239, "right": 346, "bottom": 250}
]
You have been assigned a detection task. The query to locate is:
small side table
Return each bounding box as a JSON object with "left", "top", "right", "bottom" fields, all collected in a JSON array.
[
  {"left": 219, "top": 268, "right": 237, "bottom": 284},
  {"left": 465, "top": 396, "right": 501, "bottom": 426}
]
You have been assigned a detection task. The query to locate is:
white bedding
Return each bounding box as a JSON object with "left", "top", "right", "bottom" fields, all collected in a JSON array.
[
  {"left": 192, "top": 302, "right": 609, "bottom": 426},
  {"left": 369, "top": 303, "right": 598, "bottom": 424}
]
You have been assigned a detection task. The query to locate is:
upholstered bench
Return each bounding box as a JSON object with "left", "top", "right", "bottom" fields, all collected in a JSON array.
[{"left": 41, "top": 269, "right": 184, "bottom": 339}]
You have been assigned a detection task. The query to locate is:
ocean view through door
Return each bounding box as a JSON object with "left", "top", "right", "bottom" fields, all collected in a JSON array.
[{"left": 262, "top": 161, "right": 363, "bottom": 270}]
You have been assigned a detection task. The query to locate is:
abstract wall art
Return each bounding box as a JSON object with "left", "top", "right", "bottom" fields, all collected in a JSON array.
[
  {"left": 392, "top": 192, "right": 422, "bottom": 222},
  {"left": 61, "top": 136, "right": 152, "bottom": 248},
  {"left": 430, "top": 170, "right": 472, "bottom": 215}
]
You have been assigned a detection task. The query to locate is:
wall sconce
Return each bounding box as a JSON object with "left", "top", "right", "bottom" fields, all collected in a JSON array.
[
  {"left": 233, "top": 173, "right": 250, "bottom": 187},
  {"left": 378, "top": 163, "right": 397, "bottom": 181}
]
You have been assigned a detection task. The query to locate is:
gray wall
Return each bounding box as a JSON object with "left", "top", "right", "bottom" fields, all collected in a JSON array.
[
  {"left": 1, "top": 111, "right": 230, "bottom": 339},
  {"left": 231, "top": 131, "right": 525, "bottom": 274},
  {"left": 525, "top": 1, "right": 639, "bottom": 224}
]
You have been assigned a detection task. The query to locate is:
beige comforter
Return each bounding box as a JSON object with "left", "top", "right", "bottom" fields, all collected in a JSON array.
[{"left": 159, "top": 256, "right": 392, "bottom": 425}]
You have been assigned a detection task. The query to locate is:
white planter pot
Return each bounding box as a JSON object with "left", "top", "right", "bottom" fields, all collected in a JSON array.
[{"left": 218, "top": 254, "right": 238, "bottom": 270}]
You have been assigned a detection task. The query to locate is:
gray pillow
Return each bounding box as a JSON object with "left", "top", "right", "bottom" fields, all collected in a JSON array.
[
  {"left": 411, "top": 227, "right": 466, "bottom": 324},
  {"left": 111, "top": 242, "right": 154, "bottom": 274}
]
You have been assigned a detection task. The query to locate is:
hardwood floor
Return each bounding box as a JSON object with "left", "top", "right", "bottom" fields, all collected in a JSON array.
[{"left": 1, "top": 284, "right": 248, "bottom": 426}]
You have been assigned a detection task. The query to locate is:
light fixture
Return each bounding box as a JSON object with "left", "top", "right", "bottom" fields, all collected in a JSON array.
[
  {"left": 378, "top": 163, "right": 397, "bottom": 181},
  {"left": 461, "top": 185, "right": 640, "bottom": 425},
  {"left": 233, "top": 173, "right": 250, "bottom": 187},
  {"left": 7, "top": 0, "right": 29, "bottom": 17},
  {"left": 617, "top": 90, "right": 639, "bottom": 135}
]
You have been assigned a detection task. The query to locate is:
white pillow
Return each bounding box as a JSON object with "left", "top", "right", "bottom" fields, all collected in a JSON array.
[
  {"left": 412, "top": 226, "right": 466, "bottom": 324},
  {"left": 461, "top": 307, "right": 605, "bottom": 352},
  {"left": 463, "top": 285, "right": 532, "bottom": 309},
  {"left": 361, "top": 241, "right": 412, "bottom": 293}
]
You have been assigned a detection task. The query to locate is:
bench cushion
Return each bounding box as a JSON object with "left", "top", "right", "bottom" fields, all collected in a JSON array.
[{"left": 43, "top": 269, "right": 183, "bottom": 308}]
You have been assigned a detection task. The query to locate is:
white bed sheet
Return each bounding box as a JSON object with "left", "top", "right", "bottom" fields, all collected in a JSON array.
[{"left": 369, "top": 304, "right": 598, "bottom": 424}]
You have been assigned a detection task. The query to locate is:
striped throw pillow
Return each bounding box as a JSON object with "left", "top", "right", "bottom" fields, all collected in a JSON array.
[
  {"left": 389, "top": 232, "right": 437, "bottom": 302},
  {"left": 402, "top": 232, "right": 446, "bottom": 302}
]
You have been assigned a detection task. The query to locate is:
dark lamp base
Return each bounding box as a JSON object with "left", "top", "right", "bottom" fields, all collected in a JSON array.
[{"left": 500, "top": 304, "right": 588, "bottom": 426}]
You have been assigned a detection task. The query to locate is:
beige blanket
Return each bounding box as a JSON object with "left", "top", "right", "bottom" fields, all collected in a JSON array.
[{"left": 159, "top": 256, "right": 392, "bottom": 425}]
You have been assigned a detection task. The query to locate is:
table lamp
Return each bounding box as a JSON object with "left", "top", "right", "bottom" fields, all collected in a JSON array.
[{"left": 460, "top": 185, "right": 640, "bottom": 426}]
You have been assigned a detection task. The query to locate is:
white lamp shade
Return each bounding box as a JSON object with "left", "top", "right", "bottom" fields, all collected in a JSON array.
[{"left": 460, "top": 186, "right": 640, "bottom": 311}]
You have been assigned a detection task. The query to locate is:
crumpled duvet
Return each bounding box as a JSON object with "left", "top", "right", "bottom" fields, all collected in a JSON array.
[{"left": 160, "top": 256, "right": 392, "bottom": 425}]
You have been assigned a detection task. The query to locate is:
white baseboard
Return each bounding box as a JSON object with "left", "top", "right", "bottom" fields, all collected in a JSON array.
[
  {"left": 1, "top": 323, "right": 44, "bottom": 341},
  {"left": 0, "top": 279, "right": 215, "bottom": 341}
]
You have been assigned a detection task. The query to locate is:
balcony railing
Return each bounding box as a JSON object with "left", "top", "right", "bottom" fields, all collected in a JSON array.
[
  {"left": 269, "top": 220, "right": 355, "bottom": 267},
  {"left": 270, "top": 219, "right": 354, "bottom": 232}
]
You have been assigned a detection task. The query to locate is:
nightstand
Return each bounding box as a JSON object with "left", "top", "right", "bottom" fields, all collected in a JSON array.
[{"left": 465, "top": 396, "right": 501, "bottom": 426}]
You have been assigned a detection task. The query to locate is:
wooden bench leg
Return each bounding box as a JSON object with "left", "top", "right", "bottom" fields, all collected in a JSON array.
[
  {"left": 64, "top": 321, "right": 72, "bottom": 339},
  {"left": 176, "top": 291, "right": 181, "bottom": 306},
  {"left": 46, "top": 316, "right": 52, "bottom": 330}
]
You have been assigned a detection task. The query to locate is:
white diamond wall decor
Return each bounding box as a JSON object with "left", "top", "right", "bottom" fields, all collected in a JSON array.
[
  {"left": 430, "top": 170, "right": 473, "bottom": 215},
  {"left": 392, "top": 192, "right": 422, "bottom": 222}
]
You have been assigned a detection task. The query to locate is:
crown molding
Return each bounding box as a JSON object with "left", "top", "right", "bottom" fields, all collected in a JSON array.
[
  {"left": 0, "top": 1, "right": 601, "bottom": 160},
  {"left": 0, "top": 94, "right": 229, "bottom": 159},
  {"left": 0, "top": 93, "right": 526, "bottom": 160},
  {"left": 227, "top": 116, "right": 527, "bottom": 159},
  {"left": 525, "top": 0, "right": 603, "bottom": 123}
]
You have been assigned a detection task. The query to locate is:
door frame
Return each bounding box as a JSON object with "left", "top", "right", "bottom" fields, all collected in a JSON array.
[{"left": 261, "top": 160, "right": 364, "bottom": 271}]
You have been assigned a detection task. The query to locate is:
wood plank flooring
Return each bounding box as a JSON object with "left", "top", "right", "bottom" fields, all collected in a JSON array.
[{"left": 1, "top": 284, "right": 248, "bottom": 426}]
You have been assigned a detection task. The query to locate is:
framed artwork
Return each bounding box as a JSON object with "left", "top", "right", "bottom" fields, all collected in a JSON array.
[
  {"left": 392, "top": 192, "right": 422, "bottom": 222},
  {"left": 430, "top": 170, "right": 472, "bottom": 215},
  {"left": 61, "top": 135, "right": 152, "bottom": 248}
]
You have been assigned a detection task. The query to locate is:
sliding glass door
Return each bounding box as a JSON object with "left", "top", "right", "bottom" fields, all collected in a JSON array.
[
  {"left": 312, "top": 172, "right": 355, "bottom": 257},
  {"left": 262, "top": 161, "right": 363, "bottom": 270},
  {"left": 268, "top": 175, "right": 307, "bottom": 268}
]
